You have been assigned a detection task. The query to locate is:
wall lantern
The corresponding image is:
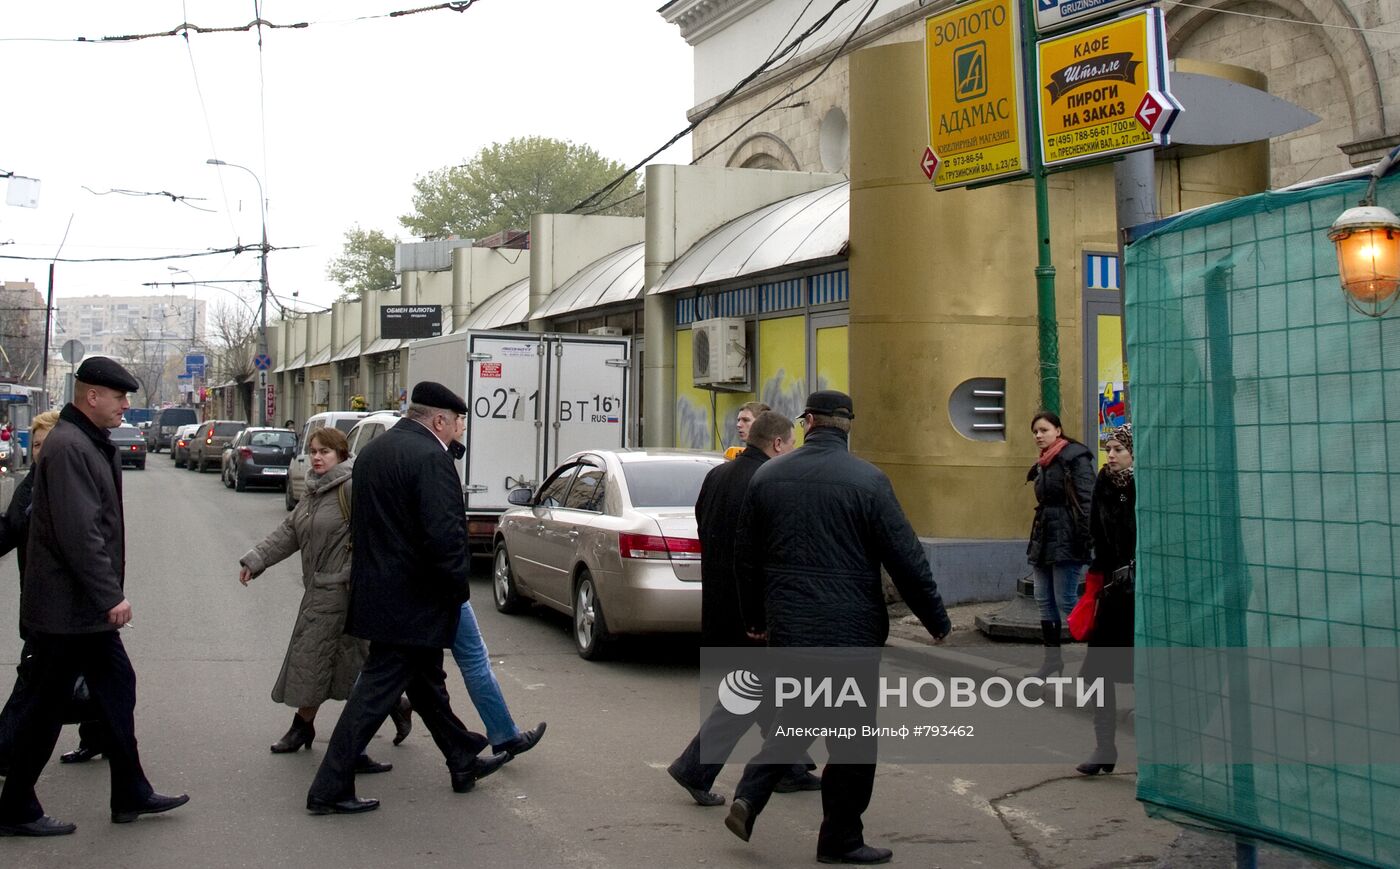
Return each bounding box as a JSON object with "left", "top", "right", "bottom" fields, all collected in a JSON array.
[{"left": 1329, "top": 146, "right": 1400, "bottom": 317}]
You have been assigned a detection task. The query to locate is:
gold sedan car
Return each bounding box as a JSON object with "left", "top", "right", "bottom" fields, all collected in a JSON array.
[{"left": 493, "top": 449, "right": 724, "bottom": 659}]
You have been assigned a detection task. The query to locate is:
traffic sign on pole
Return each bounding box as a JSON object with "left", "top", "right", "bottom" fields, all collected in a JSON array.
[
  {"left": 921, "top": 146, "right": 940, "bottom": 180},
  {"left": 253, "top": 353, "right": 272, "bottom": 371}
]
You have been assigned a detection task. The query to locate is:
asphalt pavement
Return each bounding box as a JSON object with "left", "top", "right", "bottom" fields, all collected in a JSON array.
[{"left": 0, "top": 457, "right": 1332, "bottom": 868}]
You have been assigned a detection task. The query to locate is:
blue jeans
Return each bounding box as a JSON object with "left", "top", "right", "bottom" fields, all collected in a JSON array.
[
  {"left": 450, "top": 602, "right": 518, "bottom": 747},
  {"left": 1033, "top": 562, "right": 1085, "bottom": 625}
]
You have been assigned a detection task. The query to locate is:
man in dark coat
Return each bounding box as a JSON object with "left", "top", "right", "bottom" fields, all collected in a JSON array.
[
  {"left": 668, "top": 411, "right": 817, "bottom": 806},
  {"left": 306, "top": 382, "right": 509, "bottom": 816},
  {"left": 723, "top": 391, "right": 952, "bottom": 865},
  {"left": 0, "top": 358, "right": 188, "bottom": 837}
]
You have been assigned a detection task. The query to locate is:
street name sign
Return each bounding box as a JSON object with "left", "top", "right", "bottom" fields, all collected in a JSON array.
[
  {"left": 924, "top": 0, "right": 1027, "bottom": 189},
  {"left": 1035, "top": 0, "right": 1153, "bottom": 34},
  {"left": 1036, "top": 8, "right": 1171, "bottom": 167},
  {"left": 380, "top": 305, "right": 443, "bottom": 340}
]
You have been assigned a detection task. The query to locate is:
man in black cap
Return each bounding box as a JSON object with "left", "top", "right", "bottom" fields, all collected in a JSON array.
[
  {"left": 723, "top": 389, "right": 952, "bottom": 865},
  {"left": 306, "top": 381, "right": 508, "bottom": 815},
  {"left": 0, "top": 357, "right": 189, "bottom": 837}
]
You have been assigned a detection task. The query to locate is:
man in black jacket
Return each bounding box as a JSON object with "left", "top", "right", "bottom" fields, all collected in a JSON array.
[
  {"left": 723, "top": 391, "right": 952, "bottom": 865},
  {"left": 668, "top": 411, "right": 818, "bottom": 806},
  {"left": 306, "top": 382, "right": 509, "bottom": 816},
  {"left": 0, "top": 358, "right": 188, "bottom": 837}
]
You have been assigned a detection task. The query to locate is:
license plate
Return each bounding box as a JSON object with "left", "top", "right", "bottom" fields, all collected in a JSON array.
[{"left": 264, "top": 468, "right": 287, "bottom": 476}]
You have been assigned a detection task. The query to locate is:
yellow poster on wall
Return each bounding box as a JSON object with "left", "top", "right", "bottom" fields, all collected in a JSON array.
[
  {"left": 1096, "top": 312, "right": 1126, "bottom": 465},
  {"left": 815, "top": 325, "right": 849, "bottom": 394},
  {"left": 759, "top": 316, "right": 807, "bottom": 444}
]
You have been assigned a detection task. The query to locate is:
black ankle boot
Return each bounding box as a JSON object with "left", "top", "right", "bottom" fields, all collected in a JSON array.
[
  {"left": 271, "top": 714, "right": 314, "bottom": 753},
  {"left": 1033, "top": 621, "right": 1064, "bottom": 678}
]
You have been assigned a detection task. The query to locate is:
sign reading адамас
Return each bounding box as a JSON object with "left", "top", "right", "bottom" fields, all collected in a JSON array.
[{"left": 924, "top": 0, "right": 1027, "bottom": 189}]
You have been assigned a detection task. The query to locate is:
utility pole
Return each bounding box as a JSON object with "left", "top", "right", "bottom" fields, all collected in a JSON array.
[
  {"left": 206, "top": 159, "right": 270, "bottom": 425},
  {"left": 1020, "top": 0, "right": 1060, "bottom": 415}
]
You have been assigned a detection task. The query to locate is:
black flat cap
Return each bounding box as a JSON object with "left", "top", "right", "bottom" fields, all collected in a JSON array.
[
  {"left": 803, "top": 389, "right": 854, "bottom": 420},
  {"left": 410, "top": 381, "right": 467, "bottom": 415},
  {"left": 74, "top": 356, "right": 140, "bottom": 393}
]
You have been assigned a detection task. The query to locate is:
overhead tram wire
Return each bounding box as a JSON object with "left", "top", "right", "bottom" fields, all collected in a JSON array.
[
  {"left": 692, "top": 0, "right": 879, "bottom": 165},
  {"left": 182, "top": 0, "right": 241, "bottom": 240},
  {"left": 567, "top": 0, "right": 859, "bottom": 215}
]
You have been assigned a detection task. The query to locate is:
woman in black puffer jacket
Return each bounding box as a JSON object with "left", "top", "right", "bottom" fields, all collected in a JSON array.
[
  {"left": 1077, "top": 424, "right": 1135, "bottom": 775},
  {"left": 1026, "top": 411, "right": 1095, "bottom": 678}
]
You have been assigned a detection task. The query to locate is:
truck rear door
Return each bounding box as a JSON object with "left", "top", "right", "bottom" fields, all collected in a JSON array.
[
  {"left": 465, "top": 333, "right": 546, "bottom": 514},
  {"left": 545, "top": 334, "right": 631, "bottom": 470}
]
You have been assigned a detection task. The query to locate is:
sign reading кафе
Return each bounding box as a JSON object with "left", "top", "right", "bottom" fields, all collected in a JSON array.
[
  {"left": 924, "top": 0, "right": 1027, "bottom": 189},
  {"left": 380, "top": 304, "right": 443, "bottom": 339},
  {"left": 1036, "top": 8, "right": 1169, "bottom": 166}
]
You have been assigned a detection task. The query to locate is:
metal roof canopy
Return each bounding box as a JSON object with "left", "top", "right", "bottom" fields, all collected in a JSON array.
[
  {"left": 652, "top": 182, "right": 849, "bottom": 295},
  {"left": 305, "top": 348, "right": 332, "bottom": 367},
  {"left": 273, "top": 353, "right": 305, "bottom": 373},
  {"left": 361, "top": 337, "right": 403, "bottom": 356},
  {"left": 457, "top": 278, "right": 531, "bottom": 332},
  {"left": 330, "top": 339, "right": 361, "bottom": 363},
  {"left": 533, "top": 243, "right": 645, "bottom": 320}
]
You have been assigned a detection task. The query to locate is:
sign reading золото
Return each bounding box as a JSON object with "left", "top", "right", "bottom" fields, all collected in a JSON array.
[
  {"left": 1036, "top": 8, "right": 1169, "bottom": 166},
  {"left": 924, "top": 0, "right": 1027, "bottom": 189}
]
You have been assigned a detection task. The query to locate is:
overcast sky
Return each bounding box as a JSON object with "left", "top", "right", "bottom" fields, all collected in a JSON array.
[{"left": 0, "top": 1, "right": 692, "bottom": 319}]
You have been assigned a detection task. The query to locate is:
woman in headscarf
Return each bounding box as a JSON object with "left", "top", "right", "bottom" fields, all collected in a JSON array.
[
  {"left": 238, "top": 427, "right": 387, "bottom": 774},
  {"left": 1077, "top": 424, "right": 1135, "bottom": 774}
]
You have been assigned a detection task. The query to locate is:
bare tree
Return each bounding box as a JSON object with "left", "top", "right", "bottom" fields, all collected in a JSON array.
[
  {"left": 209, "top": 303, "right": 259, "bottom": 421},
  {"left": 115, "top": 320, "right": 177, "bottom": 408}
]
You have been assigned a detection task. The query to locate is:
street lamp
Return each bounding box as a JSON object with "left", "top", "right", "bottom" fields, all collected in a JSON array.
[
  {"left": 1329, "top": 145, "right": 1400, "bottom": 317},
  {"left": 207, "top": 158, "right": 270, "bottom": 423}
]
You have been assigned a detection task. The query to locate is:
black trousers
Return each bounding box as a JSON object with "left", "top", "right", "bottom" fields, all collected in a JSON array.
[
  {"left": 0, "top": 642, "right": 112, "bottom": 770},
  {"left": 308, "top": 642, "right": 487, "bottom": 803},
  {"left": 0, "top": 631, "right": 153, "bottom": 823},
  {"left": 671, "top": 698, "right": 812, "bottom": 791}
]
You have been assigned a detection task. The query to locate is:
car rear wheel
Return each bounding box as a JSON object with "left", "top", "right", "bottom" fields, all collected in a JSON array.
[
  {"left": 573, "top": 570, "right": 611, "bottom": 660},
  {"left": 284, "top": 483, "right": 297, "bottom": 511},
  {"left": 235, "top": 471, "right": 247, "bottom": 492},
  {"left": 492, "top": 544, "right": 527, "bottom": 614}
]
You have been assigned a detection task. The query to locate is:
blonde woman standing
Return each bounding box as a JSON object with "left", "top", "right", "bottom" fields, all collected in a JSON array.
[{"left": 239, "top": 427, "right": 386, "bottom": 774}]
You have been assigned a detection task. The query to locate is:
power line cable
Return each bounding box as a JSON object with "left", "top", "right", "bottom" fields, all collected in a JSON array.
[
  {"left": 181, "top": 0, "right": 241, "bottom": 240},
  {"left": 568, "top": 0, "right": 859, "bottom": 214},
  {"left": 0, "top": 244, "right": 302, "bottom": 264},
  {"left": 692, "top": 0, "right": 878, "bottom": 166},
  {"left": 81, "top": 186, "right": 216, "bottom": 212}
]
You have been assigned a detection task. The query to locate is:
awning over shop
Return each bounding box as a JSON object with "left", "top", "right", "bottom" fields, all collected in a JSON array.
[
  {"left": 330, "top": 338, "right": 361, "bottom": 363},
  {"left": 362, "top": 337, "right": 403, "bottom": 356},
  {"left": 533, "top": 243, "right": 644, "bottom": 320},
  {"left": 457, "top": 278, "right": 530, "bottom": 331},
  {"left": 273, "top": 353, "right": 305, "bottom": 374},
  {"left": 651, "top": 182, "right": 848, "bottom": 294},
  {"left": 305, "top": 348, "right": 332, "bottom": 367}
]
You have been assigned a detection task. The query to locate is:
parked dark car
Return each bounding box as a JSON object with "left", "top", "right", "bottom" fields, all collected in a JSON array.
[
  {"left": 171, "top": 423, "right": 200, "bottom": 467},
  {"left": 107, "top": 425, "right": 147, "bottom": 470},
  {"left": 222, "top": 427, "right": 296, "bottom": 491},
  {"left": 188, "top": 420, "right": 245, "bottom": 473},
  {"left": 147, "top": 407, "right": 199, "bottom": 453}
]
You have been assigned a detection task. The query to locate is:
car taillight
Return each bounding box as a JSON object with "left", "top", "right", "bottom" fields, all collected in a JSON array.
[
  {"left": 239, "top": 446, "right": 253, "bottom": 460},
  {"left": 205, "top": 437, "right": 213, "bottom": 444},
  {"left": 177, "top": 439, "right": 186, "bottom": 448},
  {"left": 619, "top": 533, "right": 702, "bottom": 561},
  {"left": 130, "top": 445, "right": 139, "bottom": 451}
]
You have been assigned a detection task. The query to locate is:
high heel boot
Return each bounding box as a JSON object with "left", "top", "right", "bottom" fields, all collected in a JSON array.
[
  {"left": 271, "top": 714, "right": 314, "bottom": 753},
  {"left": 1077, "top": 683, "right": 1118, "bottom": 775},
  {"left": 1033, "top": 621, "right": 1064, "bottom": 679}
]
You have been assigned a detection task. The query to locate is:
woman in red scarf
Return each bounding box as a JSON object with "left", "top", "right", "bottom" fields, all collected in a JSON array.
[{"left": 1025, "top": 411, "right": 1095, "bottom": 678}]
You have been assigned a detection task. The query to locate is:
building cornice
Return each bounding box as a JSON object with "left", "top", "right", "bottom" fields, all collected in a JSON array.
[{"left": 660, "top": 0, "right": 777, "bottom": 45}]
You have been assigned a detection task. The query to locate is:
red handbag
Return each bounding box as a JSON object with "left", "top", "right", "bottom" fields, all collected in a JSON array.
[{"left": 1067, "top": 569, "right": 1104, "bottom": 641}]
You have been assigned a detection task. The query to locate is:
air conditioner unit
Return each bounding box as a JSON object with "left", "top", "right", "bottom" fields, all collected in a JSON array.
[
  {"left": 692, "top": 318, "right": 748, "bottom": 387},
  {"left": 294, "top": 371, "right": 306, "bottom": 384},
  {"left": 588, "top": 326, "right": 623, "bottom": 337}
]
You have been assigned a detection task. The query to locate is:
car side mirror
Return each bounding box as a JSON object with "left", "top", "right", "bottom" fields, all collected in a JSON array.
[{"left": 507, "top": 488, "right": 533, "bottom": 506}]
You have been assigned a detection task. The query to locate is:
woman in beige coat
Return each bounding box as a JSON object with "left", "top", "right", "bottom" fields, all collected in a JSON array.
[{"left": 238, "top": 427, "right": 387, "bottom": 773}]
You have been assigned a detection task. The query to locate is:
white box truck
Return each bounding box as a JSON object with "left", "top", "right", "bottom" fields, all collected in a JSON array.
[{"left": 407, "top": 330, "right": 632, "bottom": 551}]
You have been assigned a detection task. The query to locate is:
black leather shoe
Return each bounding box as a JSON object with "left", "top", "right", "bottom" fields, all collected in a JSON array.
[
  {"left": 774, "top": 771, "right": 822, "bottom": 793},
  {"left": 354, "top": 754, "right": 392, "bottom": 775},
  {"left": 450, "top": 751, "right": 511, "bottom": 793},
  {"left": 306, "top": 796, "right": 379, "bottom": 816},
  {"left": 492, "top": 722, "right": 546, "bottom": 758},
  {"left": 667, "top": 761, "right": 725, "bottom": 807},
  {"left": 111, "top": 792, "right": 190, "bottom": 824},
  {"left": 817, "top": 845, "right": 894, "bottom": 864},
  {"left": 270, "top": 714, "right": 314, "bottom": 754},
  {"left": 724, "top": 797, "right": 756, "bottom": 842},
  {"left": 0, "top": 815, "right": 77, "bottom": 837},
  {"left": 389, "top": 696, "right": 413, "bottom": 746},
  {"left": 60, "top": 745, "right": 103, "bottom": 764}
]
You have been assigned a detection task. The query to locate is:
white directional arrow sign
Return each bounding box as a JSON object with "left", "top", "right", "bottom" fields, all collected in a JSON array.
[{"left": 1134, "top": 90, "right": 1181, "bottom": 136}]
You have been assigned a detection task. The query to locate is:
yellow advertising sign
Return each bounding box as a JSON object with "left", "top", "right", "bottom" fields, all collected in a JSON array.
[
  {"left": 1036, "top": 9, "right": 1166, "bottom": 166},
  {"left": 924, "top": 0, "right": 1027, "bottom": 189}
]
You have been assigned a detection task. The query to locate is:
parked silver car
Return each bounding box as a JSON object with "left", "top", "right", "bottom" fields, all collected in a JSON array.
[{"left": 492, "top": 449, "right": 723, "bottom": 659}]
